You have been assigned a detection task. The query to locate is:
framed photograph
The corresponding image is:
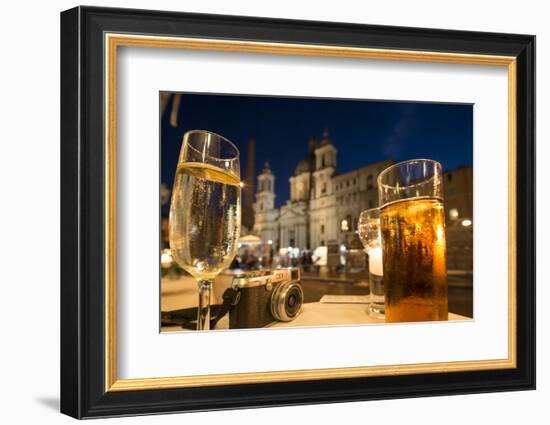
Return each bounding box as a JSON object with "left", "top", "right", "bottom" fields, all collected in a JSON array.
[{"left": 60, "top": 6, "right": 535, "bottom": 419}]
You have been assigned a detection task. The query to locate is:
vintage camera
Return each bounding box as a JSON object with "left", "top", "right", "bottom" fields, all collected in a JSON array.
[{"left": 228, "top": 268, "right": 303, "bottom": 329}]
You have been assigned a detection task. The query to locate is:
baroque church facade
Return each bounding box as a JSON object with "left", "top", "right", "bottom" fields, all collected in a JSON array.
[{"left": 253, "top": 130, "right": 393, "bottom": 251}]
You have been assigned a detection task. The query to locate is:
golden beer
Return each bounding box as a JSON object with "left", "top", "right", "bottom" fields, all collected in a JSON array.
[{"left": 380, "top": 197, "right": 448, "bottom": 322}]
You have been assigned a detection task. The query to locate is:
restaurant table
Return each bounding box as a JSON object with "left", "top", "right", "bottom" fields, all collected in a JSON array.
[
  {"left": 161, "top": 288, "right": 469, "bottom": 332},
  {"left": 268, "top": 299, "right": 468, "bottom": 328}
]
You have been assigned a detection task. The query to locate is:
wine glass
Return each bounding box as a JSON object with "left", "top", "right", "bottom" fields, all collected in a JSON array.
[
  {"left": 358, "top": 208, "right": 385, "bottom": 319},
  {"left": 169, "top": 130, "right": 241, "bottom": 330}
]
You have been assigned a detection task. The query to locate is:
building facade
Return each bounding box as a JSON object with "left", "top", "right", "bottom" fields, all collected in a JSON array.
[
  {"left": 253, "top": 130, "right": 393, "bottom": 251},
  {"left": 442, "top": 165, "right": 474, "bottom": 271},
  {"left": 443, "top": 165, "right": 473, "bottom": 223}
]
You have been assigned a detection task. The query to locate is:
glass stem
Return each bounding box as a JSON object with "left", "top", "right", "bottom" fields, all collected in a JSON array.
[{"left": 197, "top": 279, "right": 212, "bottom": 331}]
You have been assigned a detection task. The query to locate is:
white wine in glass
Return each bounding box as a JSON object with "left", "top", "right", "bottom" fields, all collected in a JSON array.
[{"left": 169, "top": 130, "right": 241, "bottom": 330}]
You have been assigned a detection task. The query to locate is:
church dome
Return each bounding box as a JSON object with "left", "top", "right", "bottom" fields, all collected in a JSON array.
[{"left": 294, "top": 157, "right": 314, "bottom": 175}]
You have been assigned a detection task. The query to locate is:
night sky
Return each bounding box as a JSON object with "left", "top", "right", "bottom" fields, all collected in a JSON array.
[{"left": 161, "top": 93, "right": 472, "bottom": 212}]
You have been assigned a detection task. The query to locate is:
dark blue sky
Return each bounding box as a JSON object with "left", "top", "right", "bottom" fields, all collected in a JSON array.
[{"left": 161, "top": 93, "right": 472, "bottom": 210}]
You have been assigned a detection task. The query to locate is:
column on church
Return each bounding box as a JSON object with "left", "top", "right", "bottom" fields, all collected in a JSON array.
[{"left": 298, "top": 223, "right": 306, "bottom": 251}]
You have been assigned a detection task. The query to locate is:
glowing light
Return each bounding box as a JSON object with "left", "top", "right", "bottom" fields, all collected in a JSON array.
[
  {"left": 340, "top": 219, "right": 349, "bottom": 232},
  {"left": 267, "top": 239, "right": 273, "bottom": 245},
  {"left": 449, "top": 208, "right": 459, "bottom": 220},
  {"left": 461, "top": 219, "right": 472, "bottom": 227},
  {"left": 160, "top": 249, "right": 173, "bottom": 269},
  {"left": 239, "top": 181, "right": 244, "bottom": 188}
]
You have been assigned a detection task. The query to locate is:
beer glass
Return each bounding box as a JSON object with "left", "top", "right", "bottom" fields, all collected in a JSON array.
[
  {"left": 169, "top": 130, "right": 241, "bottom": 330},
  {"left": 377, "top": 159, "right": 448, "bottom": 322},
  {"left": 358, "top": 208, "right": 385, "bottom": 319}
]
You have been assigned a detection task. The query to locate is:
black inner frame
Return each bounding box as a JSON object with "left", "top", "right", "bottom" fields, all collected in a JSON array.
[{"left": 60, "top": 6, "right": 535, "bottom": 419}]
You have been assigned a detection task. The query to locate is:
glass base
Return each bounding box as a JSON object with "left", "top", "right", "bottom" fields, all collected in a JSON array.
[
  {"left": 369, "top": 302, "right": 385, "bottom": 319},
  {"left": 197, "top": 279, "right": 212, "bottom": 331},
  {"left": 369, "top": 272, "right": 385, "bottom": 319}
]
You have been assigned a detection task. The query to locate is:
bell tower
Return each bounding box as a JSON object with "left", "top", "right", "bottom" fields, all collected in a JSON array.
[
  {"left": 315, "top": 128, "right": 337, "bottom": 171},
  {"left": 254, "top": 161, "right": 276, "bottom": 214},
  {"left": 312, "top": 129, "right": 337, "bottom": 199}
]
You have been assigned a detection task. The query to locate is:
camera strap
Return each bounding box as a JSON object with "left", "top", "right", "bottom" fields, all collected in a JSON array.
[
  {"left": 161, "top": 288, "right": 240, "bottom": 330},
  {"left": 212, "top": 287, "right": 240, "bottom": 328}
]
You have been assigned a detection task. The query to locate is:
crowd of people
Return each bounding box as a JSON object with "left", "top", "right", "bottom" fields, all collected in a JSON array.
[{"left": 229, "top": 246, "right": 318, "bottom": 272}]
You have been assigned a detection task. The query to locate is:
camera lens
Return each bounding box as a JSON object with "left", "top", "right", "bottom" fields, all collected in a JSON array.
[
  {"left": 270, "top": 281, "right": 303, "bottom": 322},
  {"left": 288, "top": 294, "right": 297, "bottom": 307}
]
